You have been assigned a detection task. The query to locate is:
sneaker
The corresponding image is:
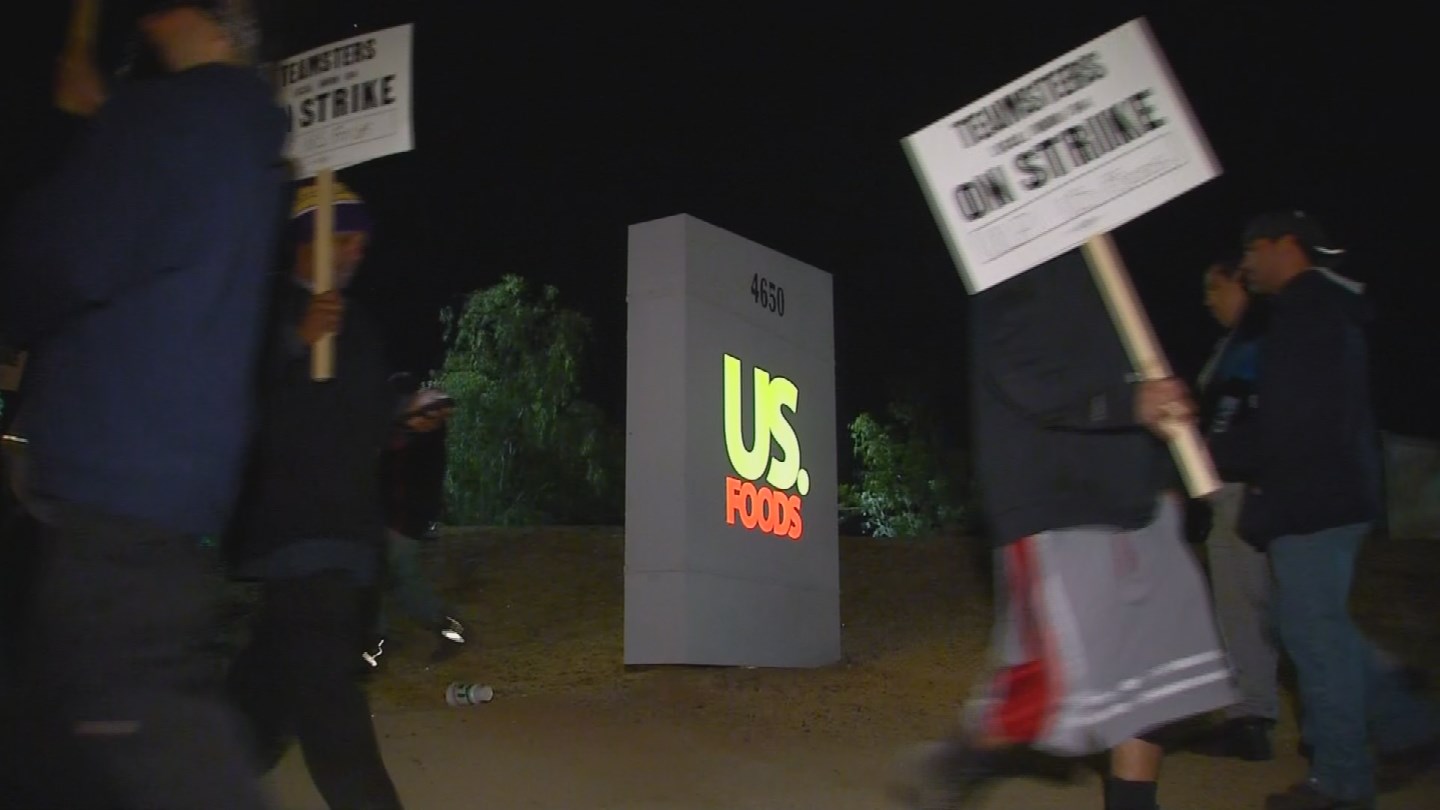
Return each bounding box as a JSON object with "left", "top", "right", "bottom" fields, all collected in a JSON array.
[
  {"left": 361, "top": 637, "right": 386, "bottom": 669},
  {"left": 438, "top": 616, "right": 465, "bottom": 645},
  {"left": 1394, "top": 664, "right": 1430, "bottom": 694},
  {"left": 1189, "top": 717, "right": 1274, "bottom": 761},
  {"left": 1376, "top": 737, "right": 1440, "bottom": 792},
  {"left": 1264, "top": 779, "right": 1373, "bottom": 810},
  {"left": 429, "top": 617, "right": 466, "bottom": 662},
  {"left": 888, "top": 736, "right": 1004, "bottom": 810}
]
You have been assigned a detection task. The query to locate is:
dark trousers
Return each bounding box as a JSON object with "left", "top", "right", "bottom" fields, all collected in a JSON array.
[
  {"left": 4, "top": 502, "right": 271, "bottom": 810},
  {"left": 0, "top": 504, "right": 38, "bottom": 689},
  {"left": 374, "top": 529, "right": 449, "bottom": 637},
  {"left": 0, "top": 443, "right": 38, "bottom": 690},
  {"left": 228, "top": 570, "right": 403, "bottom": 810},
  {"left": 1270, "top": 524, "right": 1439, "bottom": 801},
  {"left": 0, "top": 496, "right": 40, "bottom": 800}
]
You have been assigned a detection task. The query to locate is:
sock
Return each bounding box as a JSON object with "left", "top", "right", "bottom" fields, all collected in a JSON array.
[{"left": 1106, "top": 777, "right": 1158, "bottom": 810}]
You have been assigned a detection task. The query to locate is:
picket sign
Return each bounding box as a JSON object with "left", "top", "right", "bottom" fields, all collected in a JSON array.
[{"left": 903, "top": 17, "right": 1221, "bottom": 497}]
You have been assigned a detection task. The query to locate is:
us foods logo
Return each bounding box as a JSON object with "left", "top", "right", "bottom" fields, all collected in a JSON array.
[{"left": 723, "top": 354, "right": 807, "bottom": 541}]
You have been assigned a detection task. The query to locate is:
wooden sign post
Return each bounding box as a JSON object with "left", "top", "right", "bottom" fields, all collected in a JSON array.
[
  {"left": 1082, "top": 234, "right": 1220, "bottom": 497},
  {"left": 54, "top": 0, "right": 100, "bottom": 115},
  {"left": 310, "top": 167, "right": 336, "bottom": 380},
  {"left": 276, "top": 23, "right": 414, "bottom": 380}
]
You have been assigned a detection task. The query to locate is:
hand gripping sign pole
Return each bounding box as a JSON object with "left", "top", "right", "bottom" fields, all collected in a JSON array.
[
  {"left": 55, "top": 0, "right": 100, "bottom": 115},
  {"left": 276, "top": 23, "right": 415, "bottom": 380},
  {"left": 1082, "top": 233, "right": 1219, "bottom": 498},
  {"left": 310, "top": 167, "right": 336, "bottom": 381}
]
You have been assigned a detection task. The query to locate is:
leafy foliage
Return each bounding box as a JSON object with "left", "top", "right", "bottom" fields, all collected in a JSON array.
[
  {"left": 435, "top": 275, "right": 621, "bottom": 525},
  {"left": 841, "top": 401, "right": 969, "bottom": 538}
]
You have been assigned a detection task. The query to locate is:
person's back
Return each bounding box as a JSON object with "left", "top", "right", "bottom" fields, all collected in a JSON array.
[
  {"left": 1, "top": 63, "right": 287, "bottom": 534},
  {"left": 383, "top": 420, "right": 448, "bottom": 540},
  {"left": 1241, "top": 267, "right": 1382, "bottom": 543},
  {"left": 969, "top": 249, "right": 1167, "bottom": 543},
  {"left": 230, "top": 281, "right": 396, "bottom": 568}
]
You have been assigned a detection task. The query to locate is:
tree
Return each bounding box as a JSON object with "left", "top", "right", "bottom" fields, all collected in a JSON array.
[
  {"left": 840, "top": 400, "right": 970, "bottom": 538},
  {"left": 435, "top": 275, "right": 621, "bottom": 525}
]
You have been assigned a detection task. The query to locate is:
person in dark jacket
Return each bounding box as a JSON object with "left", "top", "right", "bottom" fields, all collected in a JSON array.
[
  {"left": 1189, "top": 259, "right": 1281, "bottom": 762},
  {"left": 891, "top": 250, "right": 1237, "bottom": 810},
  {"left": 368, "top": 373, "right": 464, "bottom": 666},
  {"left": 0, "top": 3, "right": 286, "bottom": 808},
  {"left": 1214, "top": 211, "right": 1439, "bottom": 810},
  {"left": 224, "top": 179, "right": 409, "bottom": 809}
]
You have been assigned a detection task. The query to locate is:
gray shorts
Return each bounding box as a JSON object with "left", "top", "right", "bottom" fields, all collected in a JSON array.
[{"left": 965, "top": 495, "right": 1239, "bottom": 755}]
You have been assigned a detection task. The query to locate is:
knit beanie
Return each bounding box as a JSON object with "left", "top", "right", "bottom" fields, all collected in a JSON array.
[{"left": 288, "top": 178, "right": 373, "bottom": 244}]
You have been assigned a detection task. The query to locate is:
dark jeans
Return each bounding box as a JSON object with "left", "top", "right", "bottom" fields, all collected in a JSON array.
[
  {"left": 375, "top": 529, "right": 448, "bottom": 637},
  {"left": 1205, "top": 484, "right": 1279, "bottom": 721},
  {"left": 0, "top": 440, "right": 37, "bottom": 691},
  {"left": 0, "top": 496, "right": 40, "bottom": 800},
  {"left": 1270, "top": 523, "right": 1439, "bottom": 801},
  {"left": 228, "top": 570, "right": 403, "bottom": 810},
  {"left": 0, "top": 503, "right": 38, "bottom": 690},
  {"left": 4, "top": 502, "right": 271, "bottom": 810}
]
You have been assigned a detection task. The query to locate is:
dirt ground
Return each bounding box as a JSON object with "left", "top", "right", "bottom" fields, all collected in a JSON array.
[{"left": 253, "top": 527, "right": 1440, "bottom": 809}]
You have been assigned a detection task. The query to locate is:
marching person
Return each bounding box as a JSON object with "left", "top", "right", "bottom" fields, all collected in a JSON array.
[
  {"left": 366, "top": 373, "right": 465, "bottom": 669},
  {"left": 1215, "top": 211, "right": 1439, "bottom": 810},
  {"left": 891, "top": 249, "right": 1238, "bottom": 810},
  {"left": 1189, "top": 258, "right": 1280, "bottom": 761},
  {"left": 225, "top": 179, "right": 409, "bottom": 809},
  {"left": 0, "top": 2, "right": 287, "bottom": 807}
]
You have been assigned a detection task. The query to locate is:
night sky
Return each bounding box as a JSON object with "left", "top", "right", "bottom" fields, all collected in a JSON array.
[{"left": 5, "top": 2, "right": 1434, "bottom": 469}]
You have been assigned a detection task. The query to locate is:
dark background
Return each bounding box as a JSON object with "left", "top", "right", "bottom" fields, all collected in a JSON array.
[{"left": 5, "top": 2, "right": 1432, "bottom": 475}]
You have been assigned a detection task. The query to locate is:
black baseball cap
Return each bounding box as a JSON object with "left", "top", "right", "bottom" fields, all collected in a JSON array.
[{"left": 1242, "top": 209, "right": 1346, "bottom": 268}]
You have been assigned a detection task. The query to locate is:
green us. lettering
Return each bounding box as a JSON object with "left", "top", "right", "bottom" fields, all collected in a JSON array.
[{"left": 723, "top": 354, "right": 808, "bottom": 495}]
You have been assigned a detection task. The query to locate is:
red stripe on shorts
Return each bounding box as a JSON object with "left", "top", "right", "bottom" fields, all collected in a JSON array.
[{"left": 985, "top": 536, "right": 1059, "bottom": 743}]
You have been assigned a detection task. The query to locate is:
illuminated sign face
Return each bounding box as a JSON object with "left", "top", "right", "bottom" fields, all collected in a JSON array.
[
  {"left": 625, "top": 213, "right": 838, "bottom": 668},
  {"left": 724, "top": 354, "right": 808, "bottom": 540}
]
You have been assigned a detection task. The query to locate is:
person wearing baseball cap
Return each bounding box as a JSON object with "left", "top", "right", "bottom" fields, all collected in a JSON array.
[
  {"left": 1215, "top": 211, "right": 1440, "bottom": 809},
  {"left": 1242, "top": 209, "right": 1347, "bottom": 273}
]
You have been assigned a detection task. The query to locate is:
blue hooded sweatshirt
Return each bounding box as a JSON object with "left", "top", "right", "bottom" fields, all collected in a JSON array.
[{"left": 1, "top": 63, "right": 288, "bottom": 535}]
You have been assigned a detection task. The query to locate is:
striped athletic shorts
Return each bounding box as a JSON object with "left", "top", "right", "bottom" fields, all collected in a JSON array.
[{"left": 964, "top": 495, "right": 1239, "bottom": 755}]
